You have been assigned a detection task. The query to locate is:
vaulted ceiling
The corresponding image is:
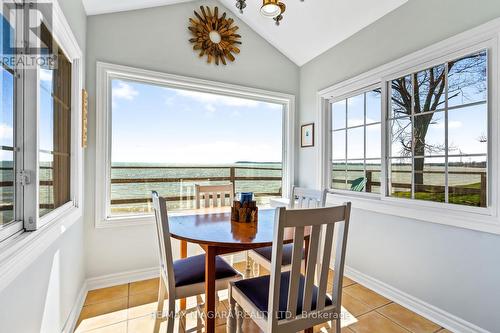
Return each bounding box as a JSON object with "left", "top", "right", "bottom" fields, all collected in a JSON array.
[{"left": 82, "top": 0, "right": 407, "bottom": 66}]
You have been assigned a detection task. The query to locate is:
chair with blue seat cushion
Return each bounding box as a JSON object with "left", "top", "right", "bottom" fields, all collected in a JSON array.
[
  {"left": 151, "top": 191, "right": 242, "bottom": 333},
  {"left": 232, "top": 271, "right": 332, "bottom": 320},
  {"left": 248, "top": 187, "right": 327, "bottom": 276},
  {"left": 228, "top": 203, "right": 351, "bottom": 333}
]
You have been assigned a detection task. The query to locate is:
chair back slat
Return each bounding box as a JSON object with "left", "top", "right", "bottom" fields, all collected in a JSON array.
[
  {"left": 267, "top": 203, "right": 351, "bottom": 330},
  {"left": 268, "top": 208, "right": 286, "bottom": 328},
  {"left": 302, "top": 224, "right": 321, "bottom": 312},
  {"left": 316, "top": 223, "right": 335, "bottom": 310},
  {"left": 286, "top": 226, "right": 305, "bottom": 317},
  {"left": 195, "top": 183, "right": 233, "bottom": 209},
  {"left": 332, "top": 203, "right": 351, "bottom": 305},
  {"left": 151, "top": 191, "right": 176, "bottom": 295},
  {"left": 290, "top": 186, "right": 327, "bottom": 209}
]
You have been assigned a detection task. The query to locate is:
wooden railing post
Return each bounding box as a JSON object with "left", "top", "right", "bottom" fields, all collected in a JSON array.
[
  {"left": 230, "top": 167, "right": 236, "bottom": 196},
  {"left": 480, "top": 172, "right": 487, "bottom": 208},
  {"left": 366, "top": 170, "right": 372, "bottom": 193}
]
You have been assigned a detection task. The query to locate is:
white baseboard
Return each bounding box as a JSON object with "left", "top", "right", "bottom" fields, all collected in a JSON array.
[
  {"left": 344, "top": 266, "right": 490, "bottom": 333},
  {"left": 61, "top": 281, "right": 87, "bottom": 333},
  {"left": 86, "top": 267, "right": 160, "bottom": 291}
]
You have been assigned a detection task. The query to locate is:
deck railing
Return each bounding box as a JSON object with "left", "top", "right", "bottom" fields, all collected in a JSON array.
[
  {"left": 109, "top": 165, "right": 283, "bottom": 206},
  {"left": 1, "top": 165, "right": 283, "bottom": 211},
  {"left": 333, "top": 169, "right": 487, "bottom": 207}
]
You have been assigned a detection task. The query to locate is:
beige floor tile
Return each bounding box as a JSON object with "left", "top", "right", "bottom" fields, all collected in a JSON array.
[
  {"left": 343, "top": 284, "right": 391, "bottom": 309},
  {"left": 314, "top": 322, "right": 354, "bottom": 333},
  {"left": 128, "top": 314, "right": 181, "bottom": 333},
  {"left": 233, "top": 261, "right": 248, "bottom": 274},
  {"left": 182, "top": 298, "right": 228, "bottom": 331},
  {"left": 240, "top": 317, "right": 263, "bottom": 333},
  {"left": 129, "top": 278, "right": 160, "bottom": 296},
  {"left": 84, "top": 285, "right": 129, "bottom": 306},
  {"left": 328, "top": 270, "right": 356, "bottom": 288},
  {"left": 314, "top": 313, "right": 357, "bottom": 333},
  {"left": 75, "top": 298, "right": 128, "bottom": 332},
  {"left": 82, "top": 321, "right": 127, "bottom": 333},
  {"left": 377, "top": 303, "right": 441, "bottom": 333},
  {"left": 341, "top": 292, "right": 376, "bottom": 316},
  {"left": 257, "top": 265, "right": 270, "bottom": 277},
  {"left": 129, "top": 290, "right": 158, "bottom": 308},
  {"left": 349, "top": 312, "right": 410, "bottom": 333},
  {"left": 128, "top": 292, "right": 160, "bottom": 320}
]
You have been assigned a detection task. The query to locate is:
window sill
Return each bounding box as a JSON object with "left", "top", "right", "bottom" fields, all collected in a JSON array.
[
  {"left": 0, "top": 204, "right": 82, "bottom": 293},
  {"left": 326, "top": 192, "right": 500, "bottom": 235}
]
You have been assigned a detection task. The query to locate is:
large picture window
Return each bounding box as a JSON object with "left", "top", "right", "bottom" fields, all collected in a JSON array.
[
  {"left": 95, "top": 63, "right": 294, "bottom": 225},
  {"left": 388, "top": 51, "right": 487, "bottom": 207},
  {"left": 109, "top": 79, "right": 284, "bottom": 216}
]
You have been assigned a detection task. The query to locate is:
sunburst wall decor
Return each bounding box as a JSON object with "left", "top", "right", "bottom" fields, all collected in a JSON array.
[{"left": 188, "top": 6, "right": 241, "bottom": 65}]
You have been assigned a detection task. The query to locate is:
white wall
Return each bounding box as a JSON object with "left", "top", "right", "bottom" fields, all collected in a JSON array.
[
  {"left": 84, "top": 0, "right": 300, "bottom": 278},
  {"left": 299, "top": 0, "right": 500, "bottom": 331},
  {"left": 0, "top": 1, "right": 87, "bottom": 331}
]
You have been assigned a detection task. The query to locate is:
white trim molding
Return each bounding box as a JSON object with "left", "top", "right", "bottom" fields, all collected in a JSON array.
[
  {"left": 344, "top": 266, "right": 491, "bottom": 333},
  {"left": 62, "top": 281, "right": 88, "bottom": 333},
  {"left": 95, "top": 62, "right": 296, "bottom": 228},
  {"left": 317, "top": 17, "right": 500, "bottom": 235}
]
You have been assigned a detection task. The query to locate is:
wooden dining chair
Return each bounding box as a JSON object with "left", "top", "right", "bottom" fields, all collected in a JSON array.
[
  {"left": 227, "top": 203, "right": 351, "bottom": 333},
  {"left": 151, "top": 191, "right": 242, "bottom": 333},
  {"left": 248, "top": 187, "right": 327, "bottom": 275},
  {"left": 195, "top": 183, "right": 234, "bottom": 209}
]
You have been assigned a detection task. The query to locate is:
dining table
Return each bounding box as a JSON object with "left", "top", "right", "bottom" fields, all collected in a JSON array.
[{"left": 168, "top": 208, "right": 311, "bottom": 333}]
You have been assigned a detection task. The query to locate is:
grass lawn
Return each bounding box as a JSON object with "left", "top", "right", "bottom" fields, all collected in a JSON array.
[{"left": 392, "top": 182, "right": 483, "bottom": 207}]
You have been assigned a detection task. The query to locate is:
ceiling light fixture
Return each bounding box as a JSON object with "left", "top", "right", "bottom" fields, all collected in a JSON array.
[{"left": 236, "top": 0, "right": 293, "bottom": 25}]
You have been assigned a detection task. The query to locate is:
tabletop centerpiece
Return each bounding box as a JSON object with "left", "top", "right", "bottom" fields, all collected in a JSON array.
[{"left": 231, "top": 192, "right": 258, "bottom": 223}]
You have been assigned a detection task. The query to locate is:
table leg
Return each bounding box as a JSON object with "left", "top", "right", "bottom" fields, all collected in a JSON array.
[
  {"left": 205, "top": 246, "right": 216, "bottom": 333},
  {"left": 180, "top": 240, "right": 187, "bottom": 311}
]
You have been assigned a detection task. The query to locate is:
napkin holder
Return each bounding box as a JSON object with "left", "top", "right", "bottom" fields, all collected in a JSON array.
[{"left": 231, "top": 200, "right": 258, "bottom": 223}]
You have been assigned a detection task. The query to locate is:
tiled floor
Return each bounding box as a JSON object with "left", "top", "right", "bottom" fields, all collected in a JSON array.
[{"left": 75, "top": 261, "right": 452, "bottom": 333}]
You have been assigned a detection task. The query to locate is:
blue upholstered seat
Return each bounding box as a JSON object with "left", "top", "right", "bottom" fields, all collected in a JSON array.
[
  {"left": 233, "top": 271, "right": 332, "bottom": 319},
  {"left": 173, "top": 254, "right": 240, "bottom": 287},
  {"left": 253, "top": 243, "right": 305, "bottom": 266}
]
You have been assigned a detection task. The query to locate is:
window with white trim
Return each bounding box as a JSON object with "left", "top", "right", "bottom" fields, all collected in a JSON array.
[
  {"left": 327, "top": 46, "right": 492, "bottom": 211},
  {"left": 331, "top": 89, "right": 382, "bottom": 193},
  {"left": 0, "top": 3, "right": 80, "bottom": 242},
  {"left": 388, "top": 51, "right": 487, "bottom": 207},
  {"left": 95, "top": 62, "right": 295, "bottom": 226}
]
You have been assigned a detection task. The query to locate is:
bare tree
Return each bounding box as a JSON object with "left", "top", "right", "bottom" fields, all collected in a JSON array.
[{"left": 391, "top": 52, "right": 487, "bottom": 186}]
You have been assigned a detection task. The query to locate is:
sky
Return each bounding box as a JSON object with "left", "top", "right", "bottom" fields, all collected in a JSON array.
[{"left": 111, "top": 79, "right": 284, "bottom": 164}]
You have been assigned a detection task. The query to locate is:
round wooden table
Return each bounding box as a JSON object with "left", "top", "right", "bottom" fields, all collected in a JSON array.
[{"left": 169, "top": 208, "right": 310, "bottom": 333}]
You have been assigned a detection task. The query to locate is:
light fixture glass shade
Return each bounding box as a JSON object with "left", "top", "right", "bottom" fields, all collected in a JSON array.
[{"left": 260, "top": 0, "right": 281, "bottom": 17}]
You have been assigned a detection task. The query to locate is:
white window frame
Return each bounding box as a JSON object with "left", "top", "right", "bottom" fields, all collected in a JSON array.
[
  {"left": 317, "top": 18, "right": 500, "bottom": 235},
  {"left": 0, "top": 0, "right": 83, "bottom": 290},
  {"left": 95, "top": 62, "right": 295, "bottom": 228},
  {"left": 329, "top": 83, "right": 383, "bottom": 196}
]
